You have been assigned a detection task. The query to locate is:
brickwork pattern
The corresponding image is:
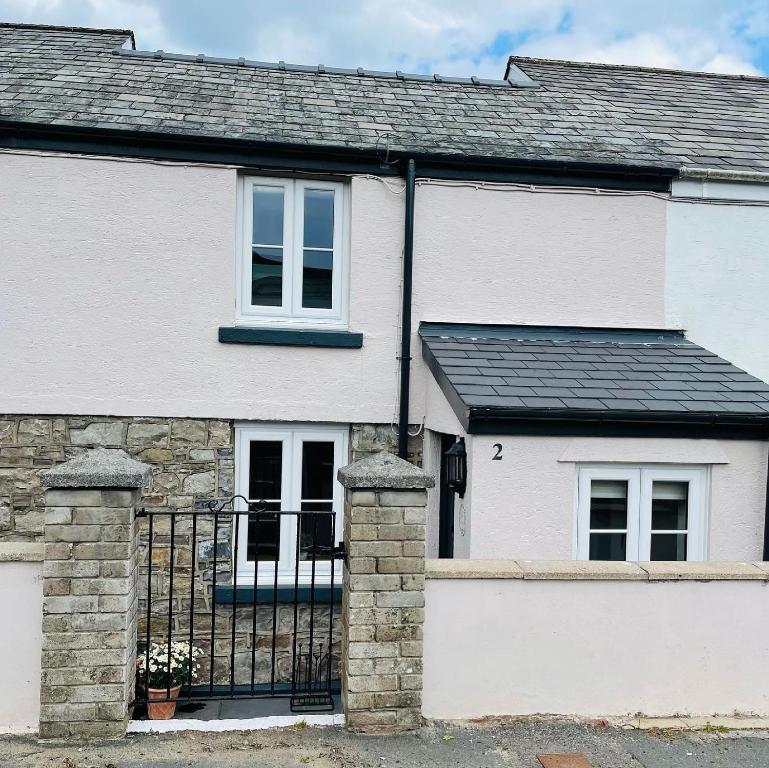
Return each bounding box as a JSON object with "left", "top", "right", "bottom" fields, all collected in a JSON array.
[
  {"left": 0, "top": 415, "right": 233, "bottom": 542},
  {"left": 40, "top": 487, "right": 141, "bottom": 740},
  {"left": 342, "top": 488, "right": 426, "bottom": 732}
]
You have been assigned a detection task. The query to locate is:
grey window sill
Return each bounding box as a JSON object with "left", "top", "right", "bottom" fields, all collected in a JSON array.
[
  {"left": 218, "top": 326, "right": 363, "bottom": 348},
  {"left": 214, "top": 584, "right": 342, "bottom": 604}
]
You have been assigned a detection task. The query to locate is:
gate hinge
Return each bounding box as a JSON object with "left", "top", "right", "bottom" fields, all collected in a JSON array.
[{"left": 331, "top": 542, "right": 346, "bottom": 562}]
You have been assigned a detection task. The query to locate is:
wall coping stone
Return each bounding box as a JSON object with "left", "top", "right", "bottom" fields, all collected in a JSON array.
[
  {"left": 40, "top": 447, "right": 152, "bottom": 489},
  {"left": 0, "top": 542, "right": 44, "bottom": 562},
  {"left": 426, "top": 559, "right": 769, "bottom": 581},
  {"left": 338, "top": 451, "right": 435, "bottom": 490}
]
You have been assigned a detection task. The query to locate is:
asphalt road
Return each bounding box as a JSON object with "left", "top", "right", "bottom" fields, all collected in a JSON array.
[{"left": 2, "top": 720, "right": 769, "bottom": 767}]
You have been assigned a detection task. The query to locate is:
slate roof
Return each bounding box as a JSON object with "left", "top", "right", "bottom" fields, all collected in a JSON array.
[
  {"left": 420, "top": 324, "right": 769, "bottom": 432},
  {"left": 3, "top": 22, "right": 769, "bottom": 171}
]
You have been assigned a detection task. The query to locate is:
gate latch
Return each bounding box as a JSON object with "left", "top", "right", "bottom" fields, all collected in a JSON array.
[{"left": 331, "top": 542, "right": 346, "bottom": 563}]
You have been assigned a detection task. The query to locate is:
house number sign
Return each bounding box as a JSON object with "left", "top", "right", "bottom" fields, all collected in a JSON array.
[{"left": 492, "top": 443, "right": 503, "bottom": 460}]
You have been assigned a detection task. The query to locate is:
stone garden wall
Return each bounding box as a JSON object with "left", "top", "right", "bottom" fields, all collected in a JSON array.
[{"left": 0, "top": 415, "right": 422, "bottom": 695}]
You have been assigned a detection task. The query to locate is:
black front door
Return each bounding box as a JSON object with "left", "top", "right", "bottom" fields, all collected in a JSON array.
[{"left": 438, "top": 433, "right": 456, "bottom": 558}]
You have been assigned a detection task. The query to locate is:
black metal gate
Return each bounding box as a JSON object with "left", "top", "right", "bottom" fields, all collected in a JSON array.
[{"left": 135, "top": 496, "right": 343, "bottom": 713}]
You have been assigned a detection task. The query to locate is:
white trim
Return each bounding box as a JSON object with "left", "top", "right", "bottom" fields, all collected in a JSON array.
[
  {"left": 576, "top": 464, "right": 709, "bottom": 561},
  {"left": 234, "top": 423, "right": 348, "bottom": 584},
  {"left": 638, "top": 467, "right": 708, "bottom": 561},
  {"left": 576, "top": 467, "right": 640, "bottom": 560},
  {"left": 235, "top": 176, "right": 349, "bottom": 327},
  {"left": 128, "top": 713, "right": 345, "bottom": 733}
]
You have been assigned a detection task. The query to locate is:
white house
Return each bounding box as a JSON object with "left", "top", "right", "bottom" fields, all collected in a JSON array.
[{"left": 1, "top": 22, "right": 769, "bottom": 731}]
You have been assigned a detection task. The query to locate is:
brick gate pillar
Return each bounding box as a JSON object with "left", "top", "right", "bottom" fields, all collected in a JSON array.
[
  {"left": 338, "top": 451, "right": 434, "bottom": 733},
  {"left": 39, "top": 448, "right": 151, "bottom": 739}
]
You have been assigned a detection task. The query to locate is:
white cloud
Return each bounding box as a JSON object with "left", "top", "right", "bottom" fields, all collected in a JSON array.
[
  {"left": 0, "top": 0, "right": 765, "bottom": 78},
  {"left": 702, "top": 52, "right": 761, "bottom": 75}
]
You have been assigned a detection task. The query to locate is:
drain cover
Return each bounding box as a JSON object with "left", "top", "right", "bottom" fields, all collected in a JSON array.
[{"left": 537, "top": 754, "right": 593, "bottom": 768}]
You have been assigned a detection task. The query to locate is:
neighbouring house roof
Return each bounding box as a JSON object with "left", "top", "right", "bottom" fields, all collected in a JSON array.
[
  {"left": 420, "top": 324, "right": 769, "bottom": 436},
  {"left": 3, "top": 23, "right": 769, "bottom": 172}
]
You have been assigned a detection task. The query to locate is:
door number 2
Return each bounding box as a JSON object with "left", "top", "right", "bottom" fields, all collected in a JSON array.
[{"left": 492, "top": 443, "right": 503, "bottom": 461}]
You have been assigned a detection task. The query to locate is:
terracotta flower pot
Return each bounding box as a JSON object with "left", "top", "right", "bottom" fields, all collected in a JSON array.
[{"left": 147, "top": 684, "right": 182, "bottom": 720}]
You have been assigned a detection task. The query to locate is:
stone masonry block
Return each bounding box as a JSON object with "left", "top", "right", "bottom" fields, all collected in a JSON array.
[
  {"left": 45, "top": 489, "right": 104, "bottom": 507},
  {"left": 72, "top": 508, "right": 132, "bottom": 525},
  {"left": 347, "top": 674, "right": 398, "bottom": 693},
  {"left": 348, "top": 541, "right": 402, "bottom": 558},
  {"left": 376, "top": 557, "right": 424, "bottom": 574},
  {"left": 348, "top": 574, "right": 400, "bottom": 592},
  {"left": 350, "top": 491, "right": 376, "bottom": 506},
  {"left": 378, "top": 490, "right": 427, "bottom": 507},
  {"left": 350, "top": 507, "right": 402, "bottom": 525},
  {"left": 377, "top": 524, "right": 425, "bottom": 542},
  {"left": 375, "top": 591, "right": 424, "bottom": 608}
]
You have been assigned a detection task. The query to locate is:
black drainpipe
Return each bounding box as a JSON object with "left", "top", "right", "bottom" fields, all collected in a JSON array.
[
  {"left": 398, "top": 158, "right": 416, "bottom": 459},
  {"left": 763, "top": 445, "right": 769, "bottom": 560}
]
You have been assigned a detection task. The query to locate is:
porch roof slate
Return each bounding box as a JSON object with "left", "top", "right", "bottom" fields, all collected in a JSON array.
[
  {"left": 3, "top": 23, "right": 769, "bottom": 172},
  {"left": 420, "top": 324, "right": 769, "bottom": 433}
]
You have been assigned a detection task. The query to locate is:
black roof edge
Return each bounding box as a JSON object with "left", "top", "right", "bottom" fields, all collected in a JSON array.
[
  {"left": 420, "top": 336, "right": 769, "bottom": 440},
  {"left": 419, "top": 322, "right": 685, "bottom": 343},
  {"left": 469, "top": 407, "right": 769, "bottom": 439},
  {"left": 0, "top": 119, "right": 676, "bottom": 190}
]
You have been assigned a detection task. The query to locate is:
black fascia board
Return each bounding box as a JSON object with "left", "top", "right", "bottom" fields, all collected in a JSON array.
[
  {"left": 0, "top": 119, "right": 676, "bottom": 190},
  {"left": 468, "top": 407, "right": 769, "bottom": 439}
]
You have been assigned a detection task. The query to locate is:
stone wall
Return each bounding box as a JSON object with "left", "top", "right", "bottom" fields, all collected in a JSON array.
[
  {"left": 351, "top": 424, "right": 423, "bottom": 467},
  {"left": 0, "top": 415, "right": 233, "bottom": 542},
  {"left": 0, "top": 416, "right": 419, "bottom": 699},
  {"left": 338, "top": 452, "right": 432, "bottom": 733},
  {"left": 0, "top": 416, "right": 423, "bottom": 542}
]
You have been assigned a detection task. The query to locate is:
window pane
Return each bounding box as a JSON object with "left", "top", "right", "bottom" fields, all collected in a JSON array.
[
  {"left": 651, "top": 533, "right": 687, "bottom": 561},
  {"left": 303, "top": 188, "right": 334, "bottom": 249},
  {"left": 301, "top": 441, "right": 335, "bottom": 499},
  {"left": 589, "top": 480, "right": 628, "bottom": 530},
  {"left": 246, "top": 503, "right": 281, "bottom": 562},
  {"left": 251, "top": 246, "right": 283, "bottom": 306},
  {"left": 299, "top": 502, "right": 334, "bottom": 562},
  {"left": 589, "top": 532, "right": 627, "bottom": 560},
  {"left": 248, "top": 441, "right": 282, "bottom": 500},
  {"left": 252, "top": 186, "right": 284, "bottom": 246},
  {"left": 652, "top": 481, "right": 688, "bottom": 531},
  {"left": 302, "top": 249, "right": 333, "bottom": 309}
]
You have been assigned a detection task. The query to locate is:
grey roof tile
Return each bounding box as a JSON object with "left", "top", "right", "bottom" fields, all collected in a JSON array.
[
  {"left": 420, "top": 324, "right": 769, "bottom": 421},
  {"left": 5, "top": 24, "right": 769, "bottom": 171}
]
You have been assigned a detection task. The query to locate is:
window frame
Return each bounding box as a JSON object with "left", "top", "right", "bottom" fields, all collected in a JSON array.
[
  {"left": 236, "top": 175, "right": 350, "bottom": 328},
  {"left": 233, "top": 423, "right": 349, "bottom": 584},
  {"left": 575, "top": 465, "right": 708, "bottom": 561}
]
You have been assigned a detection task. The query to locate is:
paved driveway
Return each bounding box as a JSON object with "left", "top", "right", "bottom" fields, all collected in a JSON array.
[{"left": 3, "top": 720, "right": 769, "bottom": 767}]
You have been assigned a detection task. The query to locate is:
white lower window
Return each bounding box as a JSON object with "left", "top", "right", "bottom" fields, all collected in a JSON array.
[
  {"left": 576, "top": 466, "right": 707, "bottom": 561},
  {"left": 234, "top": 424, "right": 348, "bottom": 582}
]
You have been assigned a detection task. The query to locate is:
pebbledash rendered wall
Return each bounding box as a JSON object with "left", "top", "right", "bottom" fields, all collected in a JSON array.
[
  {"left": 451, "top": 434, "right": 769, "bottom": 561},
  {"left": 0, "top": 152, "right": 668, "bottom": 426},
  {"left": 666, "top": 179, "right": 769, "bottom": 384},
  {"left": 422, "top": 560, "right": 769, "bottom": 720}
]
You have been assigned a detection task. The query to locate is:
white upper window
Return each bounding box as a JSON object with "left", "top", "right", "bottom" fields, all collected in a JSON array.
[
  {"left": 234, "top": 424, "right": 348, "bottom": 583},
  {"left": 576, "top": 466, "right": 708, "bottom": 561},
  {"left": 237, "top": 176, "right": 349, "bottom": 325}
]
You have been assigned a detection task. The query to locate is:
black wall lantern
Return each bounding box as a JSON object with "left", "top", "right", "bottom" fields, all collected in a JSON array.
[{"left": 444, "top": 437, "right": 467, "bottom": 498}]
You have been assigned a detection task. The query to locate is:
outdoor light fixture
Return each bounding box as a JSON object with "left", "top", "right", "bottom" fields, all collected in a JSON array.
[{"left": 445, "top": 437, "right": 467, "bottom": 498}]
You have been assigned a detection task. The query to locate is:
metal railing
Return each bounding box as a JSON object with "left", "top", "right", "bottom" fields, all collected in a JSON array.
[{"left": 134, "top": 496, "right": 342, "bottom": 713}]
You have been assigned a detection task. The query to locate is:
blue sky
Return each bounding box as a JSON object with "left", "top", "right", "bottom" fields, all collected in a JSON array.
[{"left": 2, "top": 1, "right": 768, "bottom": 78}]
